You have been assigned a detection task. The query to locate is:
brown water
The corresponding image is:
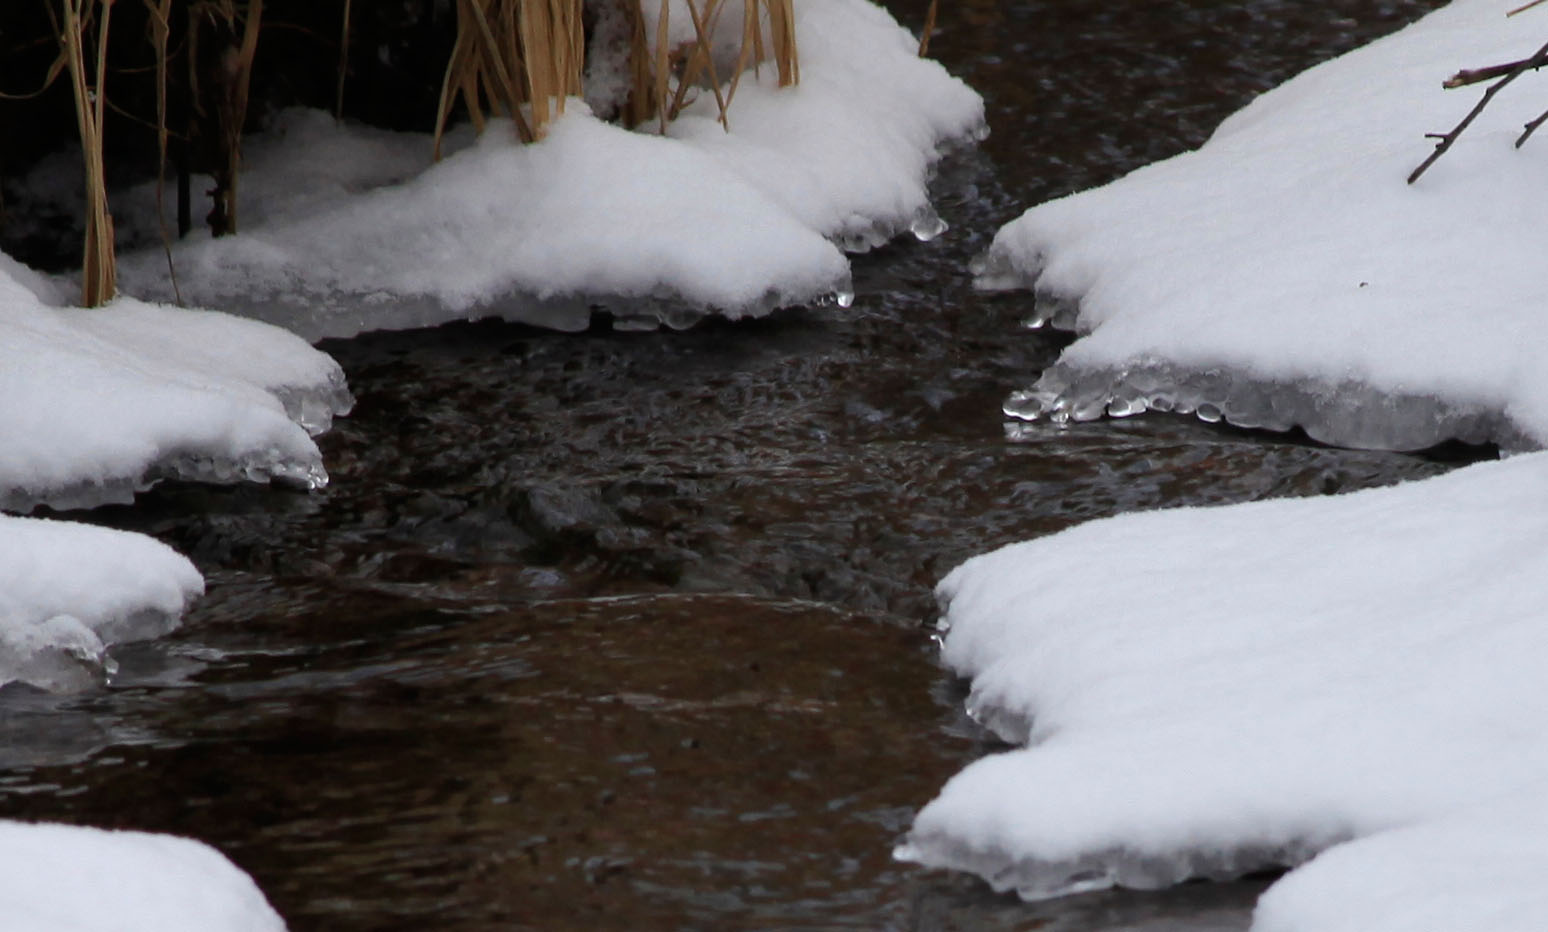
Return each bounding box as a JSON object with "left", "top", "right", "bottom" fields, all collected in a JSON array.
[{"left": 1, "top": 1, "right": 1458, "bottom": 929}]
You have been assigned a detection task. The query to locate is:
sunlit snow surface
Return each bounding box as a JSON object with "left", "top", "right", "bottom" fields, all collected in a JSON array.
[
  {"left": 897, "top": 451, "right": 1548, "bottom": 928},
  {"left": 979, "top": 0, "right": 1548, "bottom": 450},
  {"left": 115, "top": 0, "right": 983, "bottom": 340},
  {"left": 0, "top": 821, "right": 285, "bottom": 932}
]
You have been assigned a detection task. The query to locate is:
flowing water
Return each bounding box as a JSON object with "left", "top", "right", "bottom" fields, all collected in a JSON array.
[{"left": 2, "top": 1, "right": 1461, "bottom": 929}]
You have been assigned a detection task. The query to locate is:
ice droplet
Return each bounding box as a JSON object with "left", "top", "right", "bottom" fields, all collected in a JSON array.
[
  {"left": 909, "top": 206, "right": 948, "bottom": 242},
  {"left": 1003, "top": 390, "right": 1044, "bottom": 421}
]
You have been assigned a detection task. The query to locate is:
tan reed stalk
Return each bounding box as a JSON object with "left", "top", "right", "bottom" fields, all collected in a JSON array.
[
  {"left": 721, "top": 0, "right": 761, "bottom": 111},
  {"left": 917, "top": 0, "right": 937, "bottom": 57},
  {"left": 668, "top": 0, "right": 729, "bottom": 127},
  {"left": 61, "top": 0, "right": 116, "bottom": 307},
  {"left": 623, "top": 0, "right": 656, "bottom": 127},
  {"left": 764, "top": 0, "right": 797, "bottom": 86},
  {"left": 144, "top": 0, "right": 182, "bottom": 303},
  {"left": 653, "top": 0, "right": 671, "bottom": 132},
  {"left": 335, "top": 0, "right": 352, "bottom": 120},
  {"left": 219, "top": 0, "right": 262, "bottom": 235}
]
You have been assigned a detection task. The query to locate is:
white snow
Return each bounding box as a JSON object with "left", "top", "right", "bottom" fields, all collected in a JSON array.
[
  {"left": 0, "top": 513, "right": 202, "bottom": 691},
  {"left": 978, "top": 0, "right": 1548, "bottom": 451},
  {"left": 896, "top": 450, "right": 1548, "bottom": 925},
  {"left": 0, "top": 821, "right": 285, "bottom": 932},
  {"left": 0, "top": 246, "right": 349, "bottom": 687},
  {"left": 113, "top": 0, "right": 983, "bottom": 339},
  {"left": 0, "top": 266, "right": 349, "bottom": 512},
  {"left": 1252, "top": 798, "right": 1548, "bottom": 932}
]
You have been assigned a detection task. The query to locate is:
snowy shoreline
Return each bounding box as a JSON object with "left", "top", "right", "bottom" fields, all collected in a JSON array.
[
  {"left": 902, "top": 2, "right": 1548, "bottom": 929},
  {"left": 100, "top": 0, "right": 984, "bottom": 340},
  {"left": 976, "top": 0, "right": 1548, "bottom": 452}
]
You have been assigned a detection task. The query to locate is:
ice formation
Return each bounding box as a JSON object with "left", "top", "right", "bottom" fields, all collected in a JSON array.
[
  {"left": 978, "top": 0, "right": 1548, "bottom": 451},
  {"left": 896, "top": 450, "right": 1548, "bottom": 928},
  {"left": 111, "top": 0, "right": 983, "bottom": 339},
  {"left": 0, "top": 514, "right": 201, "bottom": 692},
  {"left": 0, "top": 821, "right": 285, "bottom": 931}
]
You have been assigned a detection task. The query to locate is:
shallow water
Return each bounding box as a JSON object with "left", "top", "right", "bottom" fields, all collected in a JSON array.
[{"left": 2, "top": 1, "right": 1459, "bottom": 929}]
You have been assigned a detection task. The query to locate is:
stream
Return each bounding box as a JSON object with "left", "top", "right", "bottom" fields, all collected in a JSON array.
[{"left": 1, "top": 1, "right": 1463, "bottom": 929}]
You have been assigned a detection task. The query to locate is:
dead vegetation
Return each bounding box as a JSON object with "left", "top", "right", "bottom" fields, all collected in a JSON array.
[{"left": 5, "top": 0, "right": 820, "bottom": 306}]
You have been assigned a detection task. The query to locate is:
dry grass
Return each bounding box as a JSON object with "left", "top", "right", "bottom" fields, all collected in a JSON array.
[
  {"left": 437, "top": 0, "right": 800, "bottom": 153},
  {"left": 13, "top": 0, "right": 811, "bottom": 306},
  {"left": 434, "top": 0, "right": 587, "bottom": 154}
]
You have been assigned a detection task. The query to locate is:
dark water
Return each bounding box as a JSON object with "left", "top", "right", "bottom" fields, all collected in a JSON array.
[{"left": 1, "top": 1, "right": 1458, "bottom": 929}]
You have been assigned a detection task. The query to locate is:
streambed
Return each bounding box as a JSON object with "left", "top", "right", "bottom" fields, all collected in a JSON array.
[{"left": 0, "top": 1, "right": 1457, "bottom": 928}]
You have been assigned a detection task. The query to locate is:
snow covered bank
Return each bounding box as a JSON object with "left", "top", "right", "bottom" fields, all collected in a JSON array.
[
  {"left": 0, "top": 268, "right": 350, "bottom": 512},
  {"left": 0, "top": 247, "right": 349, "bottom": 686},
  {"left": 896, "top": 450, "right": 1548, "bottom": 927},
  {"left": 0, "top": 821, "right": 285, "bottom": 931},
  {"left": 114, "top": 0, "right": 983, "bottom": 339},
  {"left": 0, "top": 514, "right": 201, "bottom": 691},
  {"left": 979, "top": 0, "right": 1548, "bottom": 450}
]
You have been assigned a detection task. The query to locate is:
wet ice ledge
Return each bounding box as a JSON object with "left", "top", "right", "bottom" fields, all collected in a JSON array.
[
  {"left": 975, "top": 251, "right": 1533, "bottom": 452},
  {"left": 0, "top": 294, "right": 353, "bottom": 513}
]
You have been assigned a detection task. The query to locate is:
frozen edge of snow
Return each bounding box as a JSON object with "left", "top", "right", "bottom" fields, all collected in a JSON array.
[
  {"left": 0, "top": 368, "right": 352, "bottom": 513},
  {"left": 176, "top": 267, "right": 861, "bottom": 343},
  {"left": 895, "top": 830, "right": 1327, "bottom": 902},
  {"left": 976, "top": 253, "right": 1535, "bottom": 452}
]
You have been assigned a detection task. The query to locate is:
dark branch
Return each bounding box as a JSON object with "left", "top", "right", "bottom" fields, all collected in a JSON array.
[
  {"left": 1519, "top": 106, "right": 1548, "bottom": 148},
  {"left": 1444, "top": 57, "right": 1547, "bottom": 89},
  {"left": 1409, "top": 39, "right": 1548, "bottom": 185}
]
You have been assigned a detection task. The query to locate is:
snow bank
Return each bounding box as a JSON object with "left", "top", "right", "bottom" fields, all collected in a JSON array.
[
  {"left": 0, "top": 248, "right": 349, "bottom": 686},
  {"left": 895, "top": 450, "right": 1548, "bottom": 926},
  {"left": 1252, "top": 798, "right": 1548, "bottom": 932},
  {"left": 0, "top": 821, "right": 285, "bottom": 932},
  {"left": 0, "top": 265, "right": 350, "bottom": 512},
  {"left": 979, "top": 0, "right": 1548, "bottom": 450},
  {"left": 0, "top": 514, "right": 201, "bottom": 691},
  {"left": 114, "top": 0, "right": 982, "bottom": 339}
]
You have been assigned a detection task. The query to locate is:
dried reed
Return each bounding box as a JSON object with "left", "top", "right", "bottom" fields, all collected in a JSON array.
[
  {"left": 60, "top": 0, "right": 117, "bottom": 307},
  {"left": 437, "top": 0, "right": 800, "bottom": 152},
  {"left": 434, "top": 0, "right": 586, "bottom": 155},
  {"left": 219, "top": 0, "right": 263, "bottom": 235},
  {"left": 917, "top": 0, "right": 937, "bottom": 58},
  {"left": 144, "top": 0, "right": 183, "bottom": 303},
  {"left": 334, "top": 0, "right": 351, "bottom": 121}
]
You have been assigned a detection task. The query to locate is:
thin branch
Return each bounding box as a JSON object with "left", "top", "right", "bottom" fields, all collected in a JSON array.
[
  {"left": 1409, "top": 39, "right": 1548, "bottom": 185},
  {"left": 1519, "top": 105, "right": 1548, "bottom": 147},
  {"left": 1443, "top": 53, "right": 1548, "bottom": 88}
]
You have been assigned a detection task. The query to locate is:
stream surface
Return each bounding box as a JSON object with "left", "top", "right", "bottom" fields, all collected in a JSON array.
[{"left": 2, "top": 1, "right": 1462, "bottom": 929}]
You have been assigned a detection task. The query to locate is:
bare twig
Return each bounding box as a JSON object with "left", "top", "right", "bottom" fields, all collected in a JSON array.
[
  {"left": 1443, "top": 53, "right": 1548, "bottom": 88},
  {"left": 1409, "top": 39, "right": 1548, "bottom": 184},
  {"left": 1518, "top": 105, "right": 1548, "bottom": 147}
]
